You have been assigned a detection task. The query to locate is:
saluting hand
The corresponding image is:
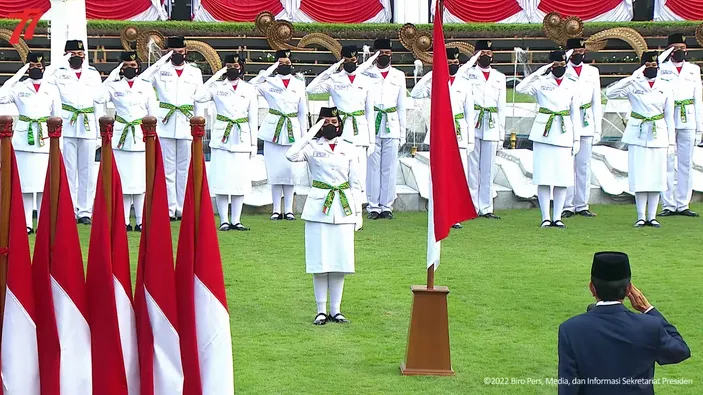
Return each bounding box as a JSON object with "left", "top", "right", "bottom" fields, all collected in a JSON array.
[{"left": 627, "top": 284, "right": 653, "bottom": 313}]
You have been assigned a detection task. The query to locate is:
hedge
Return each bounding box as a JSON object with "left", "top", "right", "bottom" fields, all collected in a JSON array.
[{"left": 0, "top": 19, "right": 700, "bottom": 39}]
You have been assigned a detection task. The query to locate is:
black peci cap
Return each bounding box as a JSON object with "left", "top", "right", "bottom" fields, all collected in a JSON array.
[
  {"left": 475, "top": 40, "right": 493, "bottom": 52},
  {"left": 167, "top": 36, "right": 186, "bottom": 49},
  {"left": 640, "top": 51, "right": 658, "bottom": 65},
  {"left": 120, "top": 51, "right": 138, "bottom": 62},
  {"left": 667, "top": 33, "right": 686, "bottom": 46},
  {"left": 27, "top": 52, "right": 45, "bottom": 64},
  {"left": 591, "top": 252, "right": 632, "bottom": 281},
  {"left": 549, "top": 50, "right": 566, "bottom": 62},
  {"left": 64, "top": 40, "right": 84, "bottom": 51},
  {"left": 446, "top": 47, "right": 460, "bottom": 60},
  {"left": 566, "top": 38, "right": 586, "bottom": 50},
  {"left": 373, "top": 38, "right": 392, "bottom": 50},
  {"left": 341, "top": 45, "right": 358, "bottom": 59}
]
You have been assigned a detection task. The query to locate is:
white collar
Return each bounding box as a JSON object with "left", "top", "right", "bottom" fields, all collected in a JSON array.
[
  {"left": 173, "top": 64, "right": 185, "bottom": 70},
  {"left": 672, "top": 61, "right": 684, "bottom": 67},
  {"left": 569, "top": 61, "right": 583, "bottom": 68},
  {"left": 377, "top": 66, "right": 390, "bottom": 73},
  {"left": 280, "top": 75, "right": 291, "bottom": 80},
  {"left": 229, "top": 79, "right": 239, "bottom": 86},
  {"left": 595, "top": 301, "right": 622, "bottom": 306},
  {"left": 29, "top": 78, "right": 42, "bottom": 84},
  {"left": 72, "top": 67, "right": 83, "bottom": 73},
  {"left": 478, "top": 66, "right": 491, "bottom": 72}
]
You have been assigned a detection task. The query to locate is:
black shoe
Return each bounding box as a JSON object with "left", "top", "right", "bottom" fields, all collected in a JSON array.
[
  {"left": 380, "top": 211, "right": 394, "bottom": 219},
  {"left": 230, "top": 223, "right": 250, "bottom": 231},
  {"left": 313, "top": 313, "right": 328, "bottom": 326},
  {"left": 170, "top": 216, "right": 178, "bottom": 222},
  {"left": 126, "top": 224, "right": 133, "bottom": 232},
  {"left": 677, "top": 209, "right": 699, "bottom": 217},
  {"left": 540, "top": 220, "right": 552, "bottom": 228},
  {"left": 77, "top": 217, "right": 92, "bottom": 225},
  {"left": 483, "top": 213, "right": 501, "bottom": 219},
  {"left": 27, "top": 227, "right": 34, "bottom": 235},
  {"left": 634, "top": 219, "right": 646, "bottom": 228},
  {"left": 134, "top": 225, "right": 142, "bottom": 232},
  {"left": 368, "top": 212, "right": 380, "bottom": 220},
  {"left": 553, "top": 220, "right": 567, "bottom": 229},
  {"left": 561, "top": 210, "right": 574, "bottom": 218},
  {"left": 646, "top": 219, "right": 662, "bottom": 228},
  {"left": 285, "top": 213, "right": 296, "bottom": 221},
  {"left": 659, "top": 209, "right": 676, "bottom": 217},
  {"left": 452, "top": 223, "right": 463, "bottom": 229},
  {"left": 576, "top": 210, "right": 597, "bottom": 217},
  {"left": 270, "top": 213, "right": 282, "bottom": 221},
  {"left": 329, "top": 313, "right": 350, "bottom": 324},
  {"left": 219, "top": 223, "right": 231, "bottom": 231},
  {"left": 699, "top": 141, "right": 703, "bottom": 148}
]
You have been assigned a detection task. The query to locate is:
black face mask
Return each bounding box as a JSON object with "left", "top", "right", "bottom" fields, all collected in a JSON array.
[
  {"left": 122, "top": 67, "right": 138, "bottom": 80},
  {"left": 551, "top": 66, "right": 566, "bottom": 78},
  {"left": 343, "top": 62, "right": 357, "bottom": 73},
  {"left": 570, "top": 53, "right": 585, "bottom": 65},
  {"left": 277, "top": 65, "right": 292, "bottom": 76},
  {"left": 28, "top": 68, "right": 44, "bottom": 80},
  {"left": 643, "top": 67, "right": 658, "bottom": 79},
  {"left": 448, "top": 64, "right": 460, "bottom": 76},
  {"left": 671, "top": 50, "right": 686, "bottom": 62},
  {"left": 376, "top": 55, "right": 391, "bottom": 67},
  {"left": 320, "top": 124, "right": 339, "bottom": 140},
  {"left": 478, "top": 55, "right": 492, "bottom": 68},
  {"left": 171, "top": 52, "right": 185, "bottom": 65},
  {"left": 68, "top": 56, "right": 83, "bottom": 69},
  {"left": 226, "top": 68, "right": 241, "bottom": 81}
]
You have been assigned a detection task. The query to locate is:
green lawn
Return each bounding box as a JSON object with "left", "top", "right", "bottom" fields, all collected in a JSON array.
[{"left": 37, "top": 203, "right": 702, "bottom": 394}]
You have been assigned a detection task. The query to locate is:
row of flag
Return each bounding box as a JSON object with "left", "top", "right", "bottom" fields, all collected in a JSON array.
[{"left": 0, "top": 126, "right": 234, "bottom": 394}]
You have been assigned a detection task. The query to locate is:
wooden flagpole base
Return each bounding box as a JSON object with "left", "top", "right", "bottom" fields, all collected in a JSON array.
[{"left": 400, "top": 285, "right": 454, "bottom": 376}]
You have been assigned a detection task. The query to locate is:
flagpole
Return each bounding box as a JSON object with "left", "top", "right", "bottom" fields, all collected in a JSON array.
[
  {"left": 190, "top": 116, "right": 206, "bottom": 235},
  {"left": 142, "top": 116, "right": 157, "bottom": 235},
  {"left": 99, "top": 117, "right": 114, "bottom": 228},
  {"left": 0, "top": 116, "right": 14, "bottom": 349},
  {"left": 47, "top": 117, "right": 63, "bottom": 245}
]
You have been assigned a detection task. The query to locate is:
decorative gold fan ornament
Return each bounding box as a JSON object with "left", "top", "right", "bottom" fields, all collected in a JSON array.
[
  {"left": 255, "top": 11, "right": 342, "bottom": 59},
  {"left": 398, "top": 23, "right": 475, "bottom": 65}
]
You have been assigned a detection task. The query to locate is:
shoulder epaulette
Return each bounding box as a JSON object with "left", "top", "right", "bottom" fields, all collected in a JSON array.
[{"left": 87, "top": 66, "right": 97, "bottom": 71}]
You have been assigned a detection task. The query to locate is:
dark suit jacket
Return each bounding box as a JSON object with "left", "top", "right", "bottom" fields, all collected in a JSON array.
[{"left": 558, "top": 304, "right": 690, "bottom": 395}]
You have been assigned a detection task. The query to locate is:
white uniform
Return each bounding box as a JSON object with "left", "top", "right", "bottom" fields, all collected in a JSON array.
[
  {"left": 48, "top": 65, "right": 104, "bottom": 218},
  {"left": 564, "top": 62, "right": 603, "bottom": 213},
  {"left": 95, "top": 77, "right": 158, "bottom": 226},
  {"left": 287, "top": 138, "right": 362, "bottom": 274},
  {"left": 0, "top": 78, "right": 61, "bottom": 228},
  {"left": 410, "top": 71, "right": 475, "bottom": 178},
  {"left": 364, "top": 66, "right": 407, "bottom": 214},
  {"left": 659, "top": 61, "right": 702, "bottom": 211},
  {"left": 149, "top": 62, "right": 204, "bottom": 217},
  {"left": 605, "top": 74, "right": 675, "bottom": 192},
  {"left": 466, "top": 66, "right": 506, "bottom": 215}
]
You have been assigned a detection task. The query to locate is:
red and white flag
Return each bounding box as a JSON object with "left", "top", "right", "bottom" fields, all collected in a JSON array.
[
  {"left": 1, "top": 147, "right": 40, "bottom": 395},
  {"left": 176, "top": 152, "right": 234, "bottom": 394},
  {"left": 427, "top": 0, "right": 478, "bottom": 269},
  {"left": 32, "top": 151, "right": 92, "bottom": 394},
  {"left": 135, "top": 136, "right": 184, "bottom": 395},
  {"left": 86, "top": 152, "right": 139, "bottom": 394}
]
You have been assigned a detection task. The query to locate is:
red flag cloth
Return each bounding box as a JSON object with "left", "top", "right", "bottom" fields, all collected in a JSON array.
[
  {"left": 429, "top": 2, "right": 477, "bottom": 242},
  {"left": 176, "top": 152, "right": 233, "bottom": 395},
  {"left": 1, "top": 147, "right": 40, "bottom": 394},
  {"left": 86, "top": 153, "right": 138, "bottom": 394},
  {"left": 32, "top": 150, "right": 92, "bottom": 394},
  {"left": 134, "top": 137, "right": 183, "bottom": 395}
]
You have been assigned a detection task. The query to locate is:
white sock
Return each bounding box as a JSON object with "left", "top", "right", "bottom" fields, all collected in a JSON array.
[
  {"left": 313, "top": 273, "right": 329, "bottom": 314},
  {"left": 22, "top": 193, "right": 34, "bottom": 228},
  {"left": 215, "top": 195, "right": 229, "bottom": 225},
  {"left": 537, "top": 185, "right": 552, "bottom": 222},
  {"left": 271, "top": 185, "right": 283, "bottom": 214},
  {"left": 647, "top": 192, "right": 659, "bottom": 221},
  {"left": 133, "top": 193, "right": 145, "bottom": 226},
  {"left": 123, "top": 195, "right": 133, "bottom": 226},
  {"left": 635, "top": 192, "right": 647, "bottom": 220},
  {"left": 328, "top": 272, "right": 345, "bottom": 317},
  {"left": 230, "top": 195, "right": 244, "bottom": 225},
  {"left": 36, "top": 192, "right": 43, "bottom": 226},
  {"left": 552, "top": 187, "right": 567, "bottom": 221},
  {"left": 283, "top": 185, "right": 295, "bottom": 214}
]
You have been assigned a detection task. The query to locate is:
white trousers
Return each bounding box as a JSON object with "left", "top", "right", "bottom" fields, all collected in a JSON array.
[
  {"left": 366, "top": 137, "right": 399, "bottom": 213},
  {"left": 468, "top": 138, "right": 498, "bottom": 215},
  {"left": 23, "top": 193, "right": 43, "bottom": 229},
  {"left": 662, "top": 129, "right": 696, "bottom": 211},
  {"left": 357, "top": 146, "right": 368, "bottom": 194},
  {"left": 565, "top": 136, "right": 594, "bottom": 212},
  {"left": 63, "top": 137, "right": 95, "bottom": 218},
  {"left": 160, "top": 138, "right": 192, "bottom": 217},
  {"left": 123, "top": 194, "right": 145, "bottom": 226}
]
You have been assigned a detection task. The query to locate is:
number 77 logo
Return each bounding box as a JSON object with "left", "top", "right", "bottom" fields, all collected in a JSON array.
[{"left": 9, "top": 9, "right": 45, "bottom": 45}]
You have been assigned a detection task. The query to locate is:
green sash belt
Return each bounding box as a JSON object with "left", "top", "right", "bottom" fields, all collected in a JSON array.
[
  {"left": 374, "top": 106, "right": 397, "bottom": 135},
  {"left": 312, "top": 180, "right": 352, "bottom": 216},
  {"left": 579, "top": 102, "right": 592, "bottom": 127},
  {"left": 61, "top": 104, "right": 94, "bottom": 131},
  {"left": 18, "top": 115, "right": 49, "bottom": 147},
  {"left": 474, "top": 104, "right": 498, "bottom": 129},
  {"left": 338, "top": 110, "right": 365, "bottom": 136},
  {"left": 115, "top": 115, "right": 142, "bottom": 149},
  {"left": 674, "top": 98, "right": 694, "bottom": 123},
  {"left": 159, "top": 102, "right": 194, "bottom": 123},
  {"left": 268, "top": 109, "right": 297, "bottom": 143},
  {"left": 538, "top": 107, "right": 570, "bottom": 137},
  {"left": 216, "top": 114, "right": 249, "bottom": 143},
  {"left": 630, "top": 112, "right": 664, "bottom": 139},
  {"left": 453, "top": 113, "right": 464, "bottom": 139}
]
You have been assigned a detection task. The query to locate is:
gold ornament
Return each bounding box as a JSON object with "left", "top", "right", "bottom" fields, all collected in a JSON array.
[{"left": 399, "top": 23, "right": 474, "bottom": 65}]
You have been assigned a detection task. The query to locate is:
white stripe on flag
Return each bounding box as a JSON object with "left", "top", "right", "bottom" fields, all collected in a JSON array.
[
  {"left": 1, "top": 289, "right": 40, "bottom": 395},
  {"left": 113, "top": 276, "right": 140, "bottom": 394},
  {"left": 145, "top": 288, "right": 184, "bottom": 395},
  {"left": 427, "top": 179, "right": 441, "bottom": 270}
]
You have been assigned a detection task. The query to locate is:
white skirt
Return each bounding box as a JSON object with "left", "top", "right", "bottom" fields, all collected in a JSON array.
[
  {"left": 16, "top": 151, "right": 49, "bottom": 193},
  {"left": 114, "top": 150, "right": 146, "bottom": 195},
  {"left": 209, "top": 148, "right": 252, "bottom": 196},
  {"left": 264, "top": 141, "right": 297, "bottom": 185},
  {"left": 532, "top": 142, "right": 574, "bottom": 187},
  {"left": 305, "top": 221, "right": 355, "bottom": 274},
  {"left": 628, "top": 145, "right": 667, "bottom": 192}
]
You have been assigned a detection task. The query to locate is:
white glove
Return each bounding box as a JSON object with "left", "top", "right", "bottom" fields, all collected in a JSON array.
[
  {"left": 262, "top": 61, "right": 280, "bottom": 76},
  {"left": 537, "top": 62, "right": 554, "bottom": 75},
  {"left": 497, "top": 139, "right": 505, "bottom": 151},
  {"left": 322, "top": 59, "right": 344, "bottom": 77},
  {"left": 140, "top": 51, "right": 173, "bottom": 80},
  {"left": 399, "top": 138, "right": 406, "bottom": 148},
  {"left": 357, "top": 51, "right": 380, "bottom": 74},
  {"left": 633, "top": 65, "right": 646, "bottom": 77},
  {"left": 250, "top": 145, "right": 257, "bottom": 160},
  {"left": 467, "top": 142, "right": 475, "bottom": 153},
  {"left": 155, "top": 51, "right": 173, "bottom": 67},
  {"left": 205, "top": 66, "right": 227, "bottom": 86},
  {"left": 572, "top": 140, "right": 581, "bottom": 156},
  {"left": 593, "top": 133, "right": 602, "bottom": 144},
  {"left": 103, "top": 62, "right": 124, "bottom": 84},
  {"left": 668, "top": 144, "right": 676, "bottom": 157},
  {"left": 4, "top": 64, "right": 30, "bottom": 88},
  {"left": 466, "top": 51, "right": 482, "bottom": 68},
  {"left": 366, "top": 144, "right": 375, "bottom": 157},
  {"left": 355, "top": 212, "right": 363, "bottom": 231}
]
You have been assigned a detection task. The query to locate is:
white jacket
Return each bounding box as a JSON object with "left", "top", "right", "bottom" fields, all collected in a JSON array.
[
  {"left": 516, "top": 73, "right": 580, "bottom": 148},
  {"left": 0, "top": 79, "right": 60, "bottom": 153},
  {"left": 47, "top": 65, "right": 104, "bottom": 139},
  {"left": 410, "top": 71, "right": 474, "bottom": 149},
  {"left": 362, "top": 66, "right": 407, "bottom": 140},
  {"left": 149, "top": 62, "right": 204, "bottom": 141},
  {"left": 307, "top": 71, "right": 375, "bottom": 147},
  {"left": 565, "top": 63, "right": 603, "bottom": 139},
  {"left": 659, "top": 61, "right": 702, "bottom": 131},
  {"left": 465, "top": 66, "right": 507, "bottom": 141},
  {"left": 287, "top": 138, "right": 362, "bottom": 225},
  {"left": 605, "top": 74, "right": 675, "bottom": 148},
  {"left": 194, "top": 79, "right": 258, "bottom": 153},
  {"left": 253, "top": 75, "right": 307, "bottom": 146}
]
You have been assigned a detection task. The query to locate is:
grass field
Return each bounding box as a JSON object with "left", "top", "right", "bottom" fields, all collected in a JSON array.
[{"left": 36, "top": 203, "right": 702, "bottom": 394}]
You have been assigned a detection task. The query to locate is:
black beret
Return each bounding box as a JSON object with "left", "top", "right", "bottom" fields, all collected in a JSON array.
[
  {"left": 641, "top": 51, "right": 658, "bottom": 65},
  {"left": 341, "top": 45, "right": 358, "bottom": 59},
  {"left": 374, "top": 38, "right": 392, "bottom": 50},
  {"left": 591, "top": 252, "right": 632, "bottom": 281},
  {"left": 475, "top": 40, "right": 493, "bottom": 52},
  {"left": 566, "top": 38, "right": 586, "bottom": 50},
  {"left": 27, "top": 52, "right": 45, "bottom": 63},
  {"left": 319, "top": 107, "right": 339, "bottom": 118},
  {"left": 64, "top": 40, "right": 84, "bottom": 51},
  {"left": 167, "top": 36, "right": 186, "bottom": 49},
  {"left": 667, "top": 33, "right": 686, "bottom": 46},
  {"left": 120, "top": 51, "right": 138, "bottom": 62},
  {"left": 275, "top": 50, "right": 291, "bottom": 60},
  {"left": 446, "top": 47, "right": 460, "bottom": 60},
  {"left": 549, "top": 50, "right": 566, "bottom": 62}
]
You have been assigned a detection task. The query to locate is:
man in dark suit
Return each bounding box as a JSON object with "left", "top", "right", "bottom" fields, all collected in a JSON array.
[{"left": 558, "top": 252, "right": 690, "bottom": 394}]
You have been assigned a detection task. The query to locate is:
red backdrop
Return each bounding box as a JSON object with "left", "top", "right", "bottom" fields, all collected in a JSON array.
[
  {"left": 538, "top": 0, "right": 625, "bottom": 20},
  {"left": 0, "top": 0, "right": 50, "bottom": 19},
  {"left": 299, "top": 0, "right": 384, "bottom": 23},
  {"left": 200, "top": 0, "right": 284, "bottom": 21},
  {"left": 86, "top": 0, "right": 152, "bottom": 19},
  {"left": 445, "top": 0, "right": 523, "bottom": 22},
  {"left": 662, "top": 0, "right": 703, "bottom": 20}
]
